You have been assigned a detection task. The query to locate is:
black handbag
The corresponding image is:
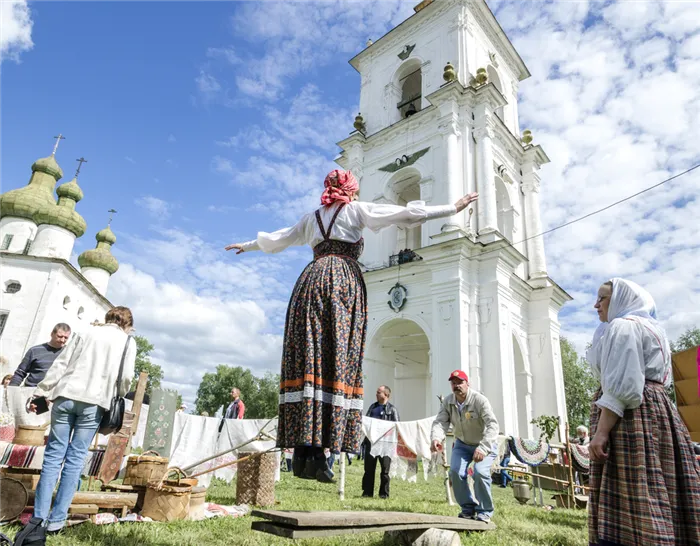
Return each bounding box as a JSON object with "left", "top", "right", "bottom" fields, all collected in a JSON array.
[
  {"left": 98, "top": 335, "right": 132, "bottom": 436},
  {"left": 11, "top": 517, "right": 46, "bottom": 545}
]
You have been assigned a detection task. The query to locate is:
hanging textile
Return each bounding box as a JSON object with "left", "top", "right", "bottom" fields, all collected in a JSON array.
[
  {"left": 391, "top": 433, "right": 419, "bottom": 483},
  {"left": 570, "top": 443, "right": 590, "bottom": 475},
  {"left": 696, "top": 346, "right": 700, "bottom": 398},
  {"left": 142, "top": 389, "right": 178, "bottom": 455},
  {"left": 508, "top": 436, "right": 550, "bottom": 466},
  {"left": 83, "top": 448, "right": 106, "bottom": 477},
  {"left": 0, "top": 441, "right": 40, "bottom": 468}
]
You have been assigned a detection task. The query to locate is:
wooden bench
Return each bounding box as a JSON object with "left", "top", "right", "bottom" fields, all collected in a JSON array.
[{"left": 252, "top": 509, "right": 495, "bottom": 545}]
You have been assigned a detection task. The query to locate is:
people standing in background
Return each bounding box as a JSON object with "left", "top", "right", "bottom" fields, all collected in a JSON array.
[
  {"left": 362, "top": 385, "right": 399, "bottom": 499},
  {"left": 9, "top": 324, "right": 71, "bottom": 387},
  {"left": 218, "top": 387, "right": 245, "bottom": 432},
  {"left": 499, "top": 439, "right": 512, "bottom": 488},
  {"left": 576, "top": 425, "right": 590, "bottom": 445}
]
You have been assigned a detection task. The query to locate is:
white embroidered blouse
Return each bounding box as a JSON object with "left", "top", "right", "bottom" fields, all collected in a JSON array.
[{"left": 240, "top": 200, "right": 458, "bottom": 253}]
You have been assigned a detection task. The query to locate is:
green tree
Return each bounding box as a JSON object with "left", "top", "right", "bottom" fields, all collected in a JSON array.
[
  {"left": 671, "top": 327, "right": 700, "bottom": 353},
  {"left": 560, "top": 337, "right": 598, "bottom": 431},
  {"left": 130, "top": 335, "right": 164, "bottom": 397},
  {"left": 195, "top": 365, "right": 280, "bottom": 419}
]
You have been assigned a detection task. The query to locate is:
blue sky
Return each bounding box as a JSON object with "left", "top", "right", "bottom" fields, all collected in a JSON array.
[{"left": 3, "top": 1, "right": 700, "bottom": 407}]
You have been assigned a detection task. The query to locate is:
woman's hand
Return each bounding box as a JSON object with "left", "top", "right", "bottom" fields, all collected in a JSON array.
[
  {"left": 455, "top": 192, "right": 479, "bottom": 213},
  {"left": 225, "top": 243, "right": 245, "bottom": 254},
  {"left": 589, "top": 431, "right": 609, "bottom": 462}
]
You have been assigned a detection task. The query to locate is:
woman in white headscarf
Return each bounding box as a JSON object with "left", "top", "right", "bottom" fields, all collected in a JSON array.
[{"left": 586, "top": 278, "right": 700, "bottom": 546}]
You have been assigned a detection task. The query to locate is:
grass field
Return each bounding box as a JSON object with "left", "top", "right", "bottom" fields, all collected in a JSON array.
[{"left": 4, "top": 461, "right": 588, "bottom": 545}]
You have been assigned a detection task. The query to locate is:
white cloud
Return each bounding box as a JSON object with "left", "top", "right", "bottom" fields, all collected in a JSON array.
[
  {"left": 211, "top": 155, "right": 234, "bottom": 175},
  {"left": 125, "top": 156, "right": 136, "bottom": 164},
  {"left": 0, "top": 0, "right": 33, "bottom": 63},
  {"left": 135, "top": 196, "right": 174, "bottom": 219},
  {"left": 206, "top": 46, "right": 241, "bottom": 65},
  {"left": 167, "top": 133, "right": 176, "bottom": 143},
  {"left": 488, "top": 0, "right": 700, "bottom": 350}
]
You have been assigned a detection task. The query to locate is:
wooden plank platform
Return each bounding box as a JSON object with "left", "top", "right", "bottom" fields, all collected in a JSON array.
[{"left": 251, "top": 510, "right": 495, "bottom": 539}]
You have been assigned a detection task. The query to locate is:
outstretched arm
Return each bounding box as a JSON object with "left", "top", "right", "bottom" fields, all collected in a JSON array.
[
  {"left": 357, "top": 193, "right": 478, "bottom": 232},
  {"left": 225, "top": 215, "right": 308, "bottom": 255}
]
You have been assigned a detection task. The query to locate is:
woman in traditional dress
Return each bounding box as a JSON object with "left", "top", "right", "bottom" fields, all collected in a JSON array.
[
  {"left": 587, "top": 278, "right": 700, "bottom": 545},
  {"left": 226, "top": 169, "right": 477, "bottom": 483}
]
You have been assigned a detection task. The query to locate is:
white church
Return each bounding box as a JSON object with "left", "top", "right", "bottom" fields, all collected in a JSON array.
[
  {"left": 336, "top": 0, "right": 571, "bottom": 437},
  {"left": 0, "top": 141, "right": 118, "bottom": 378}
]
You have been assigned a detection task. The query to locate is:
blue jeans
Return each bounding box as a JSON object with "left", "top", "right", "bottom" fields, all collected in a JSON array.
[
  {"left": 34, "top": 397, "right": 104, "bottom": 531},
  {"left": 500, "top": 456, "right": 513, "bottom": 486},
  {"left": 449, "top": 438, "right": 497, "bottom": 517}
]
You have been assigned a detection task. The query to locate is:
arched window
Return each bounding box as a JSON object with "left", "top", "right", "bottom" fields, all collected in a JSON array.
[
  {"left": 4, "top": 281, "right": 21, "bottom": 294},
  {"left": 77, "top": 306, "right": 85, "bottom": 319},
  {"left": 392, "top": 59, "right": 423, "bottom": 122},
  {"left": 63, "top": 296, "right": 71, "bottom": 310},
  {"left": 487, "top": 65, "right": 505, "bottom": 122}
]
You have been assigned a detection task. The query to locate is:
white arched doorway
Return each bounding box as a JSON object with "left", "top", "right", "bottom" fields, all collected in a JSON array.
[
  {"left": 364, "top": 318, "right": 431, "bottom": 421},
  {"left": 513, "top": 334, "right": 533, "bottom": 438}
]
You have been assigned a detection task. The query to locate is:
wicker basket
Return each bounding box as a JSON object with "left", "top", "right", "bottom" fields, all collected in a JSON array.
[
  {"left": 14, "top": 424, "right": 48, "bottom": 446},
  {"left": 124, "top": 450, "right": 169, "bottom": 487},
  {"left": 235, "top": 451, "right": 276, "bottom": 507},
  {"left": 141, "top": 467, "right": 192, "bottom": 522},
  {"left": 187, "top": 486, "right": 207, "bottom": 521}
]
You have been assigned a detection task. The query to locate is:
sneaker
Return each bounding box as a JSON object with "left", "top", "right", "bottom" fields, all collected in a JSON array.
[
  {"left": 457, "top": 512, "right": 475, "bottom": 520},
  {"left": 475, "top": 513, "right": 491, "bottom": 524}
]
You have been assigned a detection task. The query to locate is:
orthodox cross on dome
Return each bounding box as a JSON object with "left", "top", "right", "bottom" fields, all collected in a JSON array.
[
  {"left": 52, "top": 134, "right": 65, "bottom": 156},
  {"left": 75, "top": 157, "right": 88, "bottom": 178},
  {"left": 107, "top": 209, "right": 117, "bottom": 225}
]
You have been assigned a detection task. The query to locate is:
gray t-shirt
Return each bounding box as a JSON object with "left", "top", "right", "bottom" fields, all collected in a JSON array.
[{"left": 9, "top": 343, "right": 64, "bottom": 387}]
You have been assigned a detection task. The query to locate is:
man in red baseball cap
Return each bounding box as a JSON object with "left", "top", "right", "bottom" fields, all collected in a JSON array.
[{"left": 431, "top": 369, "right": 499, "bottom": 523}]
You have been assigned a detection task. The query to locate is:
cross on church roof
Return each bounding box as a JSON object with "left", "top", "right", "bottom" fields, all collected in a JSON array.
[
  {"left": 75, "top": 157, "right": 88, "bottom": 178},
  {"left": 52, "top": 134, "right": 65, "bottom": 156},
  {"left": 108, "top": 209, "right": 117, "bottom": 225}
]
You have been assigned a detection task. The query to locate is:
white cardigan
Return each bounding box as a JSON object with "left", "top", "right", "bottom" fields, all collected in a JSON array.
[{"left": 36, "top": 323, "right": 136, "bottom": 410}]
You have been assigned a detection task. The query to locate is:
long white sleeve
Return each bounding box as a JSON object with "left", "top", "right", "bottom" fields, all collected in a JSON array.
[
  {"left": 239, "top": 214, "right": 310, "bottom": 253},
  {"left": 354, "top": 201, "right": 457, "bottom": 232},
  {"left": 595, "top": 319, "right": 646, "bottom": 417},
  {"left": 36, "top": 333, "right": 83, "bottom": 397}
]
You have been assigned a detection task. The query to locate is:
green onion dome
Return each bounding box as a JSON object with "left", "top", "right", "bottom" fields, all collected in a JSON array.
[{"left": 78, "top": 225, "right": 119, "bottom": 274}]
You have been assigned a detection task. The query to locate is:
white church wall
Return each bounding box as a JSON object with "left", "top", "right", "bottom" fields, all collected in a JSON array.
[
  {"left": 0, "top": 217, "right": 37, "bottom": 254},
  {"left": 0, "top": 257, "right": 111, "bottom": 375},
  {"left": 0, "top": 259, "right": 53, "bottom": 369},
  {"left": 30, "top": 224, "right": 76, "bottom": 260}
]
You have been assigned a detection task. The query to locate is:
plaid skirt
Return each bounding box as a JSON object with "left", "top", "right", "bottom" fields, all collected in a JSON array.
[
  {"left": 276, "top": 239, "right": 366, "bottom": 454},
  {"left": 589, "top": 382, "right": 700, "bottom": 545}
]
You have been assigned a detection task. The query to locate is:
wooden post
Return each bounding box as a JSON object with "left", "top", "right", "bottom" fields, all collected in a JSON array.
[
  {"left": 127, "top": 372, "right": 148, "bottom": 451},
  {"left": 338, "top": 452, "right": 346, "bottom": 500},
  {"left": 565, "top": 423, "right": 576, "bottom": 508},
  {"left": 441, "top": 444, "right": 454, "bottom": 506}
]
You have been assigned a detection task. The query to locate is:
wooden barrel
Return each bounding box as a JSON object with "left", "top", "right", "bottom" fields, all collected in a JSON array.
[
  {"left": 187, "top": 486, "right": 207, "bottom": 520},
  {"left": 14, "top": 424, "right": 47, "bottom": 446}
]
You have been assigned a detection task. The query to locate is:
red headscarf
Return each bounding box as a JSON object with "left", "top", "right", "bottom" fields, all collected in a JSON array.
[{"left": 320, "top": 169, "right": 359, "bottom": 206}]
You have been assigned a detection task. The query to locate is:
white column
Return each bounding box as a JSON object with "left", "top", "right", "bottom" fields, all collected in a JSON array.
[
  {"left": 473, "top": 114, "right": 498, "bottom": 236},
  {"left": 521, "top": 162, "right": 547, "bottom": 280},
  {"left": 438, "top": 115, "right": 462, "bottom": 232}
]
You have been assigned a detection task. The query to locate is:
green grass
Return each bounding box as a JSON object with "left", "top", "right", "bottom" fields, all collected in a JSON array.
[{"left": 4, "top": 462, "right": 588, "bottom": 545}]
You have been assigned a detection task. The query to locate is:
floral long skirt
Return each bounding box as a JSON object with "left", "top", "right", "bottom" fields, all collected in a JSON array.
[
  {"left": 588, "top": 382, "right": 700, "bottom": 545},
  {"left": 276, "top": 241, "right": 367, "bottom": 454}
]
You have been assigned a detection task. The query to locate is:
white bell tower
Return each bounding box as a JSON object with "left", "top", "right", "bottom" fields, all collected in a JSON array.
[{"left": 336, "top": 0, "right": 571, "bottom": 439}]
